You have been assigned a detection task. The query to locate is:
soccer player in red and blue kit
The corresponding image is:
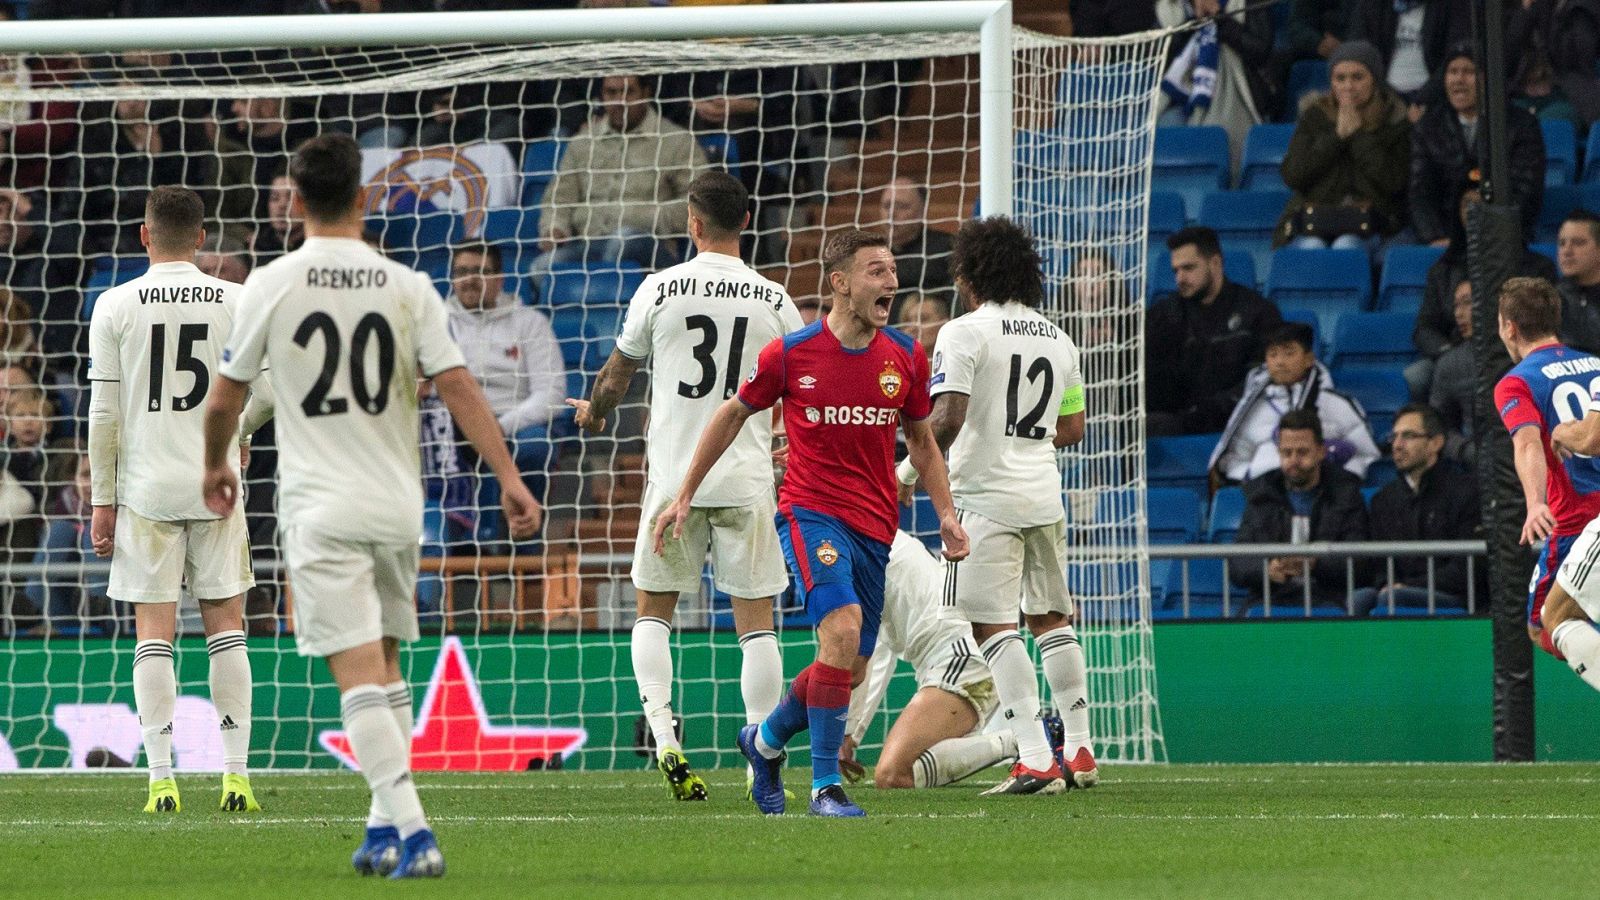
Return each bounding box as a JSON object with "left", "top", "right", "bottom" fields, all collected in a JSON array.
[
  {"left": 1491, "top": 277, "right": 1600, "bottom": 657},
  {"left": 653, "top": 230, "right": 969, "bottom": 818}
]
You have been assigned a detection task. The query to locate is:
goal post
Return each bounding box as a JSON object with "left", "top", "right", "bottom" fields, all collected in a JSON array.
[{"left": 0, "top": 2, "right": 1170, "bottom": 773}]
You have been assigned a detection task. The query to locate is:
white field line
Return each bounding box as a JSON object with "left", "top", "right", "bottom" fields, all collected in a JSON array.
[{"left": 0, "top": 810, "right": 993, "bottom": 828}]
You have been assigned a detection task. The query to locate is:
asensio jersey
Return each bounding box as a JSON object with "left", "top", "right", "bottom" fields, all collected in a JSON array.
[
  {"left": 738, "top": 318, "right": 932, "bottom": 545},
  {"left": 1494, "top": 341, "right": 1600, "bottom": 536}
]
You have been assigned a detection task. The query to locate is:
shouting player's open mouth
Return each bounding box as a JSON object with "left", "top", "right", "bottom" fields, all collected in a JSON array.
[{"left": 873, "top": 291, "right": 894, "bottom": 323}]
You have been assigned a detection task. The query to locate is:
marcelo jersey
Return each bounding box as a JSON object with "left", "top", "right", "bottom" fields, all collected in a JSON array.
[
  {"left": 87, "top": 261, "right": 243, "bottom": 521},
  {"left": 739, "top": 318, "right": 932, "bottom": 545},
  {"left": 218, "top": 236, "right": 466, "bottom": 545},
  {"left": 615, "top": 250, "right": 803, "bottom": 505},
  {"left": 883, "top": 530, "right": 985, "bottom": 676},
  {"left": 1494, "top": 341, "right": 1600, "bottom": 535},
  {"left": 932, "top": 301, "right": 1083, "bottom": 527}
]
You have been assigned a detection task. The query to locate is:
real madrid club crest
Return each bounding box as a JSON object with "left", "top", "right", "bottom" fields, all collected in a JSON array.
[
  {"left": 878, "top": 361, "right": 903, "bottom": 399},
  {"left": 816, "top": 540, "right": 840, "bottom": 566}
]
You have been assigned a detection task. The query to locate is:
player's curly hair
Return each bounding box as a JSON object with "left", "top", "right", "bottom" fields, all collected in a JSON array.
[{"left": 952, "top": 217, "right": 1044, "bottom": 308}]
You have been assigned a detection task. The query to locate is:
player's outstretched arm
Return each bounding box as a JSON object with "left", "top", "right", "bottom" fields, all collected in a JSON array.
[
  {"left": 566, "top": 349, "right": 642, "bottom": 435},
  {"left": 86, "top": 378, "right": 121, "bottom": 557},
  {"left": 434, "top": 366, "right": 543, "bottom": 539},
  {"left": 903, "top": 417, "right": 968, "bottom": 561},
  {"left": 651, "top": 396, "right": 758, "bottom": 554},
  {"left": 202, "top": 376, "right": 250, "bottom": 517},
  {"left": 1509, "top": 426, "right": 1555, "bottom": 545},
  {"left": 1554, "top": 410, "right": 1600, "bottom": 458}
]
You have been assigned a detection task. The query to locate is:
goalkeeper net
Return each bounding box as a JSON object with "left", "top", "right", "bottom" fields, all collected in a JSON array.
[{"left": 0, "top": 9, "right": 1170, "bottom": 772}]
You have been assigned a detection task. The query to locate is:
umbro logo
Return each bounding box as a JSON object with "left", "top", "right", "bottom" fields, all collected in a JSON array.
[
  {"left": 220, "top": 715, "right": 238, "bottom": 731},
  {"left": 798, "top": 375, "right": 817, "bottom": 389}
]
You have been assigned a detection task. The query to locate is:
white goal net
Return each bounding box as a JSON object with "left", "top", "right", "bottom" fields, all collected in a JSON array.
[{"left": 0, "top": 6, "right": 1169, "bottom": 773}]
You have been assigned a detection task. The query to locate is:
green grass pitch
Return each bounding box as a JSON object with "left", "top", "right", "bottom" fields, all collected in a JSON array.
[{"left": 2, "top": 764, "right": 1593, "bottom": 898}]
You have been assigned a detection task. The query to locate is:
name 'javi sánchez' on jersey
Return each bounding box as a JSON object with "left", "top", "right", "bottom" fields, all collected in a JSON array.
[
  {"left": 305, "top": 267, "right": 388, "bottom": 289},
  {"left": 653, "top": 275, "right": 784, "bottom": 308},
  {"left": 1000, "top": 319, "right": 1059, "bottom": 338},
  {"left": 138, "top": 285, "right": 227, "bottom": 304}
]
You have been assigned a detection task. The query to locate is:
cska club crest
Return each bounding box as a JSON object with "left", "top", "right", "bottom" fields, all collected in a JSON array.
[
  {"left": 878, "top": 361, "right": 903, "bottom": 399},
  {"left": 816, "top": 540, "right": 840, "bottom": 566}
]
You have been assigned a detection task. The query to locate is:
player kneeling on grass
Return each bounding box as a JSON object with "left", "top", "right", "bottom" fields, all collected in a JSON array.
[
  {"left": 87, "top": 186, "right": 274, "bottom": 816},
  {"left": 202, "top": 134, "right": 540, "bottom": 879}
]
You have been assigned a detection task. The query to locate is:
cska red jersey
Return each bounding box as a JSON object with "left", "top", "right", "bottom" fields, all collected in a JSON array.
[
  {"left": 739, "top": 318, "right": 932, "bottom": 545},
  {"left": 1494, "top": 341, "right": 1600, "bottom": 536}
]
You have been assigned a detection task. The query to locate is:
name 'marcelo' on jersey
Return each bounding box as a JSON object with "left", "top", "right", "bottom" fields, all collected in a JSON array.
[
  {"left": 931, "top": 301, "right": 1083, "bottom": 527},
  {"left": 88, "top": 261, "right": 243, "bottom": 521},
  {"left": 615, "top": 250, "right": 803, "bottom": 506},
  {"left": 218, "top": 236, "right": 466, "bottom": 546},
  {"left": 1495, "top": 340, "right": 1600, "bottom": 536}
]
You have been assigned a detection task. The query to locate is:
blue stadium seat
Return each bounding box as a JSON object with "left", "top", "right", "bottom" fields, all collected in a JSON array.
[
  {"left": 1327, "top": 312, "right": 1415, "bottom": 373},
  {"left": 1265, "top": 247, "right": 1371, "bottom": 338},
  {"left": 1364, "top": 457, "right": 1398, "bottom": 489},
  {"left": 1156, "top": 558, "right": 1245, "bottom": 615},
  {"left": 1147, "top": 248, "right": 1257, "bottom": 299},
  {"left": 696, "top": 132, "right": 741, "bottom": 169},
  {"left": 1147, "top": 433, "right": 1218, "bottom": 495},
  {"left": 1532, "top": 242, "right": 1558, "bottom": 266},
  {"left": 1201, "top": 189, "right": 1288, "bottom": 279},
  {"left": 1278, "top": 307, "right": 1322, "bottom": 356},
  {"left": 366, "top": 210, "right": 460, "bottom": 267},
  {"left": 1536, "top": 183, "right": 1600, "bottom": 243},
  {"left": 1240, "top": 123, "right": 1295, "bottom": 191},
  {"left": 1153, "top": 125, "right": 1230, "bottom": 218},
  {"left": 550, "top": 306, "right": 586, "bottom": 368},
  {"left": 1584, "top": 123, "right": 1600, "bottom": 183},
  {"left": 537, "top": 262, "right": 646, "bottom": 308},
  {"left": 1284, "top": 60, "right": 1328, "bottom": 120},
  {"left": 582, "top": 305, "right": 625, "bottom": 371},
  {"left": 1332, "top": 368, "right": 1409, "bottom": 440},
  {"left": 1544, "top": 119, "right": 1578, "bottom": 187},
  {"left": 1207, "top": 486, "right": 1247, "bottom": 544},
  {"left": 1148, "top": 191, "right": 1188, "bottom": 248},
  {"left": 1142, "top": 487, "right": 1203, "bottom": 544},
  {"left": 1377, "top": 244, "right": 1446, "bottom": 315},
  {"left": 82, "top": 257, "right": 150, "bottom": 318},
  {"left": 521, "top": 137, "right": 568, "bottom": 207},
  {"left": 898, "top": 493, "right": 941, "bottom": 551}
]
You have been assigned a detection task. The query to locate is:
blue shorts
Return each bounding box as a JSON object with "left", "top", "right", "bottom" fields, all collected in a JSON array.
[
  {"left": 1529, "top": 534, "right": 1580, "bottom": 629},
  {"left": 776, "top": 505, "right": 890, "bottom": 657}
]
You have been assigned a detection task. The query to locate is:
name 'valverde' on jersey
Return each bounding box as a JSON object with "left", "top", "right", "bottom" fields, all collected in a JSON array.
[
  {"left": 1494, "top": 341, "right": 1600, "bottom": 535},
  {"left": 217, "top": 236, "right": 466, "bottom": 546},
  {"left": 932, "top": 301, "right": 1084, "bottom": 528},
  {"left": 614, "top": 250, "right": 803, "bottom": 505},
  {"left": 738, "top": 319, "right": 932, "bottom": 545},
  {"left": 87, "top": 261, "right": 243, "bottom": 521}
]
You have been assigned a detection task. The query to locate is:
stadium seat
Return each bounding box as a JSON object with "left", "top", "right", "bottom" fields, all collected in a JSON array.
[
  {"left": 1147, "top": 433, "right": 1218, "bottom": 495},
  {"left": 1543, "top": 119, "right": 1577, "bottom": 187},
  {"left": 1584, "top": 123, "right": 1600, "bottom": 182},
  {"left": 521, "top": 137, "right": 568, "bottom": 207},
  {"left": 1532, "top": 242, "right": 1558, "bottom": 266},
  {"left": 1331, "top": 369, "right": 1408, "bottom": 440},
  {"left": 1147, "top": 247, "right": 1257, "bottom": 299},
  {"left": 1536, "top": 183, "right": 1600, "bottom": 243},
  {"left": 537, "top": 261, "right": 646, "bottom": 308},
  {"left": 550, "top": 306, "right": 586, "bottom": 368},
  {"left": 1239, "top": 123, "right": 1295, "bottom": 191},
  {"left": 1201, "top": 189, "right": 1288, "bottom": 280},
  {"left": 1152, "top": 125, "right": 1230, "bottom": 218},
  {"left": 82, "top": 257, "right": 150, "bottom": 318},
  {"left": 1364, "top": 457, "right": 1398, "bottom": 489},
  {"left": 1327, "top": 312, "right": 1415, "bottom": 373},
  {"left": 1265, "top": 247, "right": 1371, "bottom": 338},
  {"left": 366, "top": 210, "right": 459, "bottom": 267},
  {"left": 1278, "top": 307, "right": 1322, "bottom": 355},
  {"left": 1148, "top": 191, "right": 1188, "bottom": 248},
  {"left": 899, "top": 493, "right": 941, "bottom": 550},
  {"left": 1284, "top": 60, "right": 1328, "bottom": 120},
  {"left": 1157, "top": 558, "right": 1245, "bottom": 615},
  {"left": 1207, "top": 486, "right": 1246, "bottom": 544},
  {"left": 1142, "top": 487, "right": 1203, "bottom": 544},
  {"left": 695, "top": 132, "right": 741, "bottom": 169},
  {"left": 582, "top": 305, "right": 625, "bottom": 371},
  {"left": 1377, "top": 244, "right": 1446, "bottom": 315}
]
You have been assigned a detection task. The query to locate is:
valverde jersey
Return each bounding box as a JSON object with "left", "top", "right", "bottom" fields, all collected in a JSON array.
[
  {"left": 738, "top": 318, "right": 932, "bottom": 545},
  {"left": 87, "top": 261, "right": 243, "bottom": 521},
  {"left": 1494, "top": 341, "right": 1600, "bottom": 536},
  {"left": 218, "top": 236, "right": 466, "bottom": 545},
  {"left": 614, "top": 250, "right": 804, "bottom": 505},
  {"left": 931, "top": 301, "right": 1084, "bottom": 527}
]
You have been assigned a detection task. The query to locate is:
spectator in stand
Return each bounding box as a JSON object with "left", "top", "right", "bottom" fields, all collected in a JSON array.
[
  {"left": 219, "top": 96, "right": 315, "bottom": 220},
  {"left": 196, "top": 232, "right": 252, "bottom": 285},
  {"left": 251, "top": 173, "right": 303, "bottom": 266},
  {"left": 1343, "top": 0, "right": 1472, "bottom": 108},
  {"left": 1155, "top": 0, "right": 1276, "bottom": 163},
  {"left": 0, "top": 365, "right": 34, "bottom": 436},
  {"left": 1275, "top": 40, "right": 1411, "bottom": 255},
  {"left": 1409, "top": 189, "right": 1554, "bottom": 396},
  {"left": 0, "top": 288, "right": 38, "bottom": 371},
  {"left": 1067, "top": 248, "right": 1132, "bottom": 348},
  {"left": 1409, "top": 45, "right": 1544, "bottom": 248},
  {"left": 1231, "top": 408, "right": 1370, "bottom": 612},
  {"left": 1070, "top": 0, "right": 1157, "bottom": 36},
  {"left": 1507, "top": 0, "right": 1600, "bottom": 126},
  {"left": 1286, "top": 0, "right": 1352, "bottom": 63},
  {"left": 0, "top": 388, "right": 48, "bottom": 576},
  {"left": 0, "top": 53, "right": 78, "bottom": 193},
  {"left": 891, "top": 292, "right": 951, "bottom": 362},
  {"left": 1429, "top": 278, "right": 1478, "bottom": 461},
  {"left": 0, "top": 187, "right": 76, "bottom": 367},
  {"left": 1558, "top": 210, "right": 1600, "bottom": 355},
  {"left": 535, "top": 74, "right": 707, "bottom": 280},
  {"left": 1146, "top": 226, "right": 1284, "bottom": 435},
  {"left": 1352, "top": 403, "right": 1481, "bottom": 614},
  {"left": 417, "top": 83, "right": 522, "bottom": 147},
  {"left": 879, "top": 177, "right": 954, "bottom": 301},
  {"left": 448, "top": 242, "right": 566, "bottom": 515},
  {"left": 23, "top": 441, "right": 107, "bottom": 629},
  {"left": 1209, "top": 322, "right": 1381, "bottom": 484}
]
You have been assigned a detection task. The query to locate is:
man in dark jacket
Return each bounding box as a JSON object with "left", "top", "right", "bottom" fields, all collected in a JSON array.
[
  {"left": 1231, "top": 408, "right": 1370, "bottom": 610},
  {"left": 1146, "top": 226, "right": 1284, "bottom": 435},
  {"left": 1557, "top": 209, "right": 1600, "bottom": 355},
  {"left": 1352, "top": 403, "right": 1481, "bottom": 614},
  {"left": 1344, "top": 0, "right": 1472, "bottom": 104}
]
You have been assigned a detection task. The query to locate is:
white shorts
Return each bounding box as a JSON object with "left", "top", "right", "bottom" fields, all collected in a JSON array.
[
  {"left": 941, "top": 510, "right": 1074, "bottom": 625},
  {"left": 917, "top": 637, "right": 999, "bottom": 730},
  {"left": 108, "top": 506, "right": 254, "bottom": 604},
  {"left": 630, "top": 481, "right": 789, "bottom": 598},
  {"left": 282, "top": 524, "right": 420, "bottom": 658},
  {"left": 1556, "top": 516, "right": 1600, "bottom": 622}
]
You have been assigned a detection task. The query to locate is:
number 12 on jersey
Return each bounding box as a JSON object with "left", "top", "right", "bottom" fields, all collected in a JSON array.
[{"left": 1004, "top": 354, "right": 1054, "bottom": 440}]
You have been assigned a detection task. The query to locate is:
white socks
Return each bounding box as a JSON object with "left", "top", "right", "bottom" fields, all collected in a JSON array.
[
  {"left": 1552, "top": 619, "right": 1600, "bottom": 692},
  {"left": 915, "top": 731, "right": 1016, "bottom": 788},
  {"left": 368, "top": 681, "right": 413, "bottom": 829},
  {"left": 631, "top": 616, "right": 681, "bottom": 754},
  {"left": 134, "top": 639, "right": 176, "bottom": 782},
  {"left": 341, "top": 685, "right": 427, "bottom": 839},
  {"left": 980, "top": 630, "right": 1053, "bottom": 771},
  {"left": 205, "top": 630, "right": 252, "bottom": 777},
  {"left": 1037, "top": 625, "right": 1092, "bottom": 757},
  {"left": 738, "top": 629, "right": 782, "bottom": 725}
]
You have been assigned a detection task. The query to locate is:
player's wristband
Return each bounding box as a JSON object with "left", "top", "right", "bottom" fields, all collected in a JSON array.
[{"left": 896, "top": 458, "right": 918, "bottom": 487}]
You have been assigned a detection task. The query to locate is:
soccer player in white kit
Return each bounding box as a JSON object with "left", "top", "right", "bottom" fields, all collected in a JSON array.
[
  {"left": 201, "top": 135, "right": 539, "bottom": 879},
  {"left": 568, "top": 171, "right": 803, "bottom": 800},
  {"left": 87, "top": 186, "right": 268, "bottom": 816},
  {"left": 897, "top": 216, "right": 1097, "bottom": 796},
  {"left": 840, "top": 531, "right": 1013, "bottom": 789}
]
